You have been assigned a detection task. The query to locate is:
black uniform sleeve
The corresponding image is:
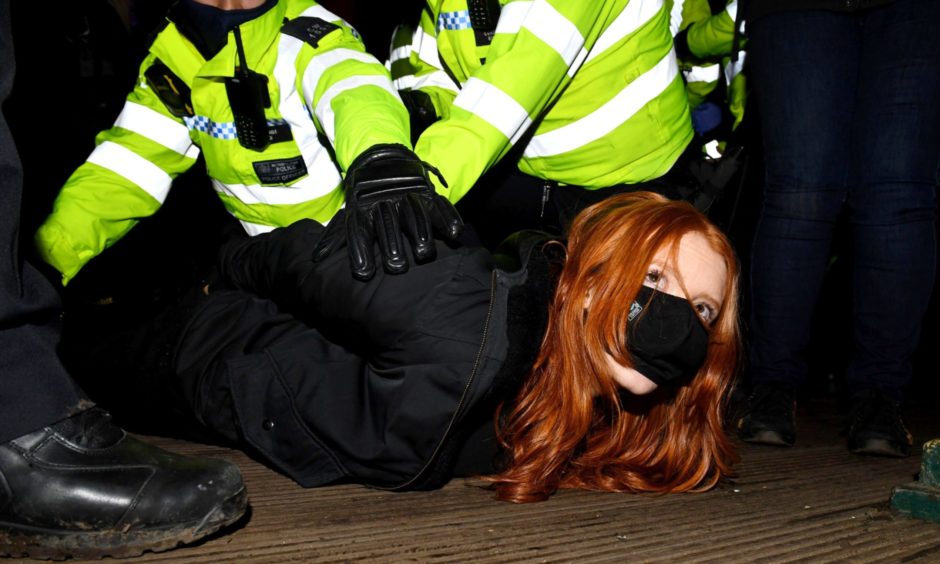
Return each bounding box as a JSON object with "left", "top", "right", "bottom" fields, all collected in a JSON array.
[{"left": 215, "top": 219, "right": 326, "bottom": 314}]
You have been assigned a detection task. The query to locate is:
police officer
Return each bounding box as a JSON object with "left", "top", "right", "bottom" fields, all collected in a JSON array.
[
  {"left": 389, "top": 0, "right": 696, "bottom": 247},
  {"left": 670, "top": 0, "right": 749, "bottom": 221},
  {"left": 0, "top": 1, "right": 248, "bottom": 557},
  {"left": 672, "top": 0, "right": 746, "bottom": 156},
  {"left": 36, "top": 0, "right": 460, "bottom": 286}
]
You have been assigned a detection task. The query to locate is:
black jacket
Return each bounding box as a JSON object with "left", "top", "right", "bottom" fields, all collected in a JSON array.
[{"left": 171, "top": 220, "right": 556, "bottom": 490}]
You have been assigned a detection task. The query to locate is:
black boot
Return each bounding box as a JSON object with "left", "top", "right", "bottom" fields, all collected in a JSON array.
[
  {"left": 0, "top": 408, "right": 248, "bottom": 559},
  {"left": 736, "top": 383, "right": 797, "bottom": 447},
  {"left": 847, "top": 390, "right": 912, "bottom": 458}
]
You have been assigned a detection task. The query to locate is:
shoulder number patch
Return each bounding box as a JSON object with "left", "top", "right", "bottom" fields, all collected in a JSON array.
[
  {"left": 281, "top": 17, "right": 341, "bottom": 48},
  {"left": 144, "top": 59, "right": 193, "bottom": 118}
]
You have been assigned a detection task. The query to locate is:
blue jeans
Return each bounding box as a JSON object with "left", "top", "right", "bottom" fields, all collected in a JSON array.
[{"left": 747, "top": 0, "right": 940, "bottom": 400}]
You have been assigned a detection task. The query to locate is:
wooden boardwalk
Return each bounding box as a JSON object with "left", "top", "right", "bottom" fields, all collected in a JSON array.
[{"left": 52, "top": 398, "right": 940, "bottom": 563}]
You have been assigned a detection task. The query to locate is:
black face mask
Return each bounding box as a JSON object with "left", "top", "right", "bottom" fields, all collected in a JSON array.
[{"left": 625, "top": 286, "right": 709, "bottom": 388}]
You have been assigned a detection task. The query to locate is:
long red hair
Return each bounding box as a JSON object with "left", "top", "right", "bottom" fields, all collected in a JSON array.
[{"left": 488, "top": 191, "right": 741, "bottom": 503}]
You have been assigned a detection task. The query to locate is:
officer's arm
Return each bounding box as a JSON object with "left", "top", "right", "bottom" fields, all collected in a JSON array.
[
  {"left": 35, "top": 53, "right": 200, "bottom": 285},
  {"left": 313, "top": 144, "right": 463, "bottom": 281},
  {"left": 285, "top": 10, "right": 411, "bottom": 172},
  {"left": 676, "top": 0, "right": 738, "bottom": 61},
  {"left": 414, "top": 1, "right": 606, "bottom": 203},
  {"left": 389, "top": 10, "right": 460, "bottom": 142},
  {"left": 215, "top": 219, "right": 322, "bottom": 311},
  {"left": 283, "top": 9, "right": 462, "bottom": 280}
]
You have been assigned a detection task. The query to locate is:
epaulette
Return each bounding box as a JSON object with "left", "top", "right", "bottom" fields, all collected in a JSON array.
[
  {"left": 141, "top": 11, "right": 172, "bottom": 53},
  {"left": 281, "top": 17, "right": 341, "bottom": 48},
  {"left": 144, "top": 59, "right": 194, "bottom": 118}
]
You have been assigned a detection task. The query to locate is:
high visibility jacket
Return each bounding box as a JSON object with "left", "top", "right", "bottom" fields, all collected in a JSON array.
[
  {"left": 672, "top": 0, "right": 747, "bottom": 144},
  {"left": 391, "top": 0, "right": 694, "bottom": 203},
  {"left": 36, "top": 0, "right": 410, "bottom": 285}
]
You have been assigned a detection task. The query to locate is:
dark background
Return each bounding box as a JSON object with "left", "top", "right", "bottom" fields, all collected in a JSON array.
[{"left": 6, "top": 0, "right": 938, "bottom": 409}]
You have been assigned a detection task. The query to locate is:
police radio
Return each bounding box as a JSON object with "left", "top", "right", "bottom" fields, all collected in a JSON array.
[
  {"left": 469, "top": 0, "right": 501, "bottom": 46},
  {"left": 226, "top": 27, "right": 271, "bottom": 151}
]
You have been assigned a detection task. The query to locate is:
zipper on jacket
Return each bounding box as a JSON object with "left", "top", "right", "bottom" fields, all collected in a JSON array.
[{"left": 380, "top": 269, "right": 499, "bottom": 491}]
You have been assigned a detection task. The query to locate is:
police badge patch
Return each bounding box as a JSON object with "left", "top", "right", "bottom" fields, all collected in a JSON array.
[
  {"left": 281, "top": 17, "right": 341, "bottom": 48},
  {"left": 253, "top": 156, "right": 308, "bottom": 185}
]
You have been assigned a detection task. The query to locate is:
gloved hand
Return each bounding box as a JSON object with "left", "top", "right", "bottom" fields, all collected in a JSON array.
[{"left": 314, "top": 144, "right": 464, "bottom": 281}]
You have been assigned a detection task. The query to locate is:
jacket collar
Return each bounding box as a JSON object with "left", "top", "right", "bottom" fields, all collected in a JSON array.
[{"left": 168, "top": 0, "right": 288, "bottom": 78}]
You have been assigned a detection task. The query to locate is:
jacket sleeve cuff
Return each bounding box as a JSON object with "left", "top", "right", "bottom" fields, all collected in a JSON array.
[
  {"left": 674, "top": 28, "right": 693, "bottom": 61},
  {"left": 34, "top": 222, "right": 87, "bottom": 286}
]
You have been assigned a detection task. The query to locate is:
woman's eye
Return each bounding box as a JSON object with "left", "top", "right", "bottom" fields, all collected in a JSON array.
[
  {"left": 695, "top": 303, "right": 716, "bottom": 324},
  {"left": 645, "top": 269, "right": 662, "bottom": 286}
]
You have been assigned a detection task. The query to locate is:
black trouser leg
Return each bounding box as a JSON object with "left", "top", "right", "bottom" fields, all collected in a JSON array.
[{"left": 0, "top": 0, "right": 85, "bottom": 443}]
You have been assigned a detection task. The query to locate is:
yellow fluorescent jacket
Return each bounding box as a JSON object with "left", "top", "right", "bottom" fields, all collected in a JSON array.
[
  {"left": 671, "top": 0, "right": 747, "bottom": 130},
  {"left": 36, "top": 0, "right": 410, "bottom": 284},
  {"left": 392, "top": 0, "right": 695, "bottom": 202}
]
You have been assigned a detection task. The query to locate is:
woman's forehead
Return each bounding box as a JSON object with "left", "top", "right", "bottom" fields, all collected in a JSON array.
[{"left": 653, "top": 233, "right": 728, "bottom": 301}]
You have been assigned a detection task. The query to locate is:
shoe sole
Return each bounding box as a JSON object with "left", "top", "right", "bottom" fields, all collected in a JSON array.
[
  {"left": 0, "top": 486, "right": 248, "bottom": 560},
  {"left": 739, "top": 429, "right": 794, "bottom": 447},
  {"left": 849, "top": 438, "right": 910, "bottom": 459}
]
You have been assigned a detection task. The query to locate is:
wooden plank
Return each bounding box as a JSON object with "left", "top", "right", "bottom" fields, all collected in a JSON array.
[{"left": 61, "top": 399, "right": 940, "bottom": 563}]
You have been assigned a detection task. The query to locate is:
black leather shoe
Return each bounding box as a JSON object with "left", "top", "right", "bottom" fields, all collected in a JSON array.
[
  {"left": 0, "top": 408, "right": 248, "bottom": 559},
  {"left": 847, "top": 390, "right": 912, "bottom": 458},
  {"left": 737, "top": 383, "right": 797, "bottom": 447}
]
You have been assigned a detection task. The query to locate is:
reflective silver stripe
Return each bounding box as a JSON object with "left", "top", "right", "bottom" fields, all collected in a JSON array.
[
  {"left": 404, "top": 24, "right": 458, "bottom": 92},
  {"left": 212, "top": 179, "right": 304, "bottom": 207},
  {"left": 524, "top": 51, "right": 678, "bottom": 158},
  {"left": 394, "top": 74, "right": 419, "bottom": 90},
  {"left": 494, "top": 1, "right": 529, "bottom": 34},
  {"left": 276, "top": 35, "right": 329, "bottom": 161},
  {"left": 271, "top": 35, "right": 342, "bottom": 201},
  {"left": 454, "top": 77, "right": 532, "bottom": 144},
  {"left": 704, "top": 139, "right": 722, "bottom": 159},
  {"left": 113, "top": 101, "right": 197, "bottom": 157},
  {"left": 494, "top": 1, "right": 587, "bottom": 75},
  {"left": 88, "top": 141, "right": 172, "bottom": 203},
  {"left": 670, "top": 0, "right": 685, "bottom": 37},
  {"left": 724, "top": 51, "right": 745, "bottom": 85},
  {"left": 684, "top": 63, "right": 720, "bottom": 83},
  {"left": 239, "top": 219, "right": 276, "bottom": 236},
  {"left": 301, "top": 47, "right": 386, "bottom": 126},
  {"left": 239, "top": 206, "right": 338, "bottom": 236},
  {"left": 306, "top": 47, "right": 380, "bottom": 74},
  {"left": 725, "top": 0, "right": 738, "bottom": 23},
  {"left": 396, "top": 72, "right": 460, "bottom": 92},
  {"left": 389, "top": 44, "right": 411, "bottom": 65},
  {"left": 296, "top": 41, "right": 400, "bottom": 142},
  {"left": 569, "top": 46, "right": 589, "bottom": 77},
  {"left": 313, "top": 75, "right": 399, "bottom": 144},
  {"left": 394, "top": 68, "right": 459, "bottom": 92},
  {"left": 529, "top": 1, "right": 587, "bottom": 72},
  {"left": 211, "top": 150, "right": 339, "bottom": 207},
  {"left": 588, "top": 0, "right": 664, "bottom": 63},
  {"left": 413, "top": 25, "right": 442, "bottom": 69}
]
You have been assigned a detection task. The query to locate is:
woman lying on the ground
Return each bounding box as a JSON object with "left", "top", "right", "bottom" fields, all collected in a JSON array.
[{"left": 72, "top": 191, "right": 741, "bottom": 503}]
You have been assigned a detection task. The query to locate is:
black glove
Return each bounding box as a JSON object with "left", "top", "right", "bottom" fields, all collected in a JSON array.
[{"left": 314, "top": 144, "right": 464, "bottom": 281}]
